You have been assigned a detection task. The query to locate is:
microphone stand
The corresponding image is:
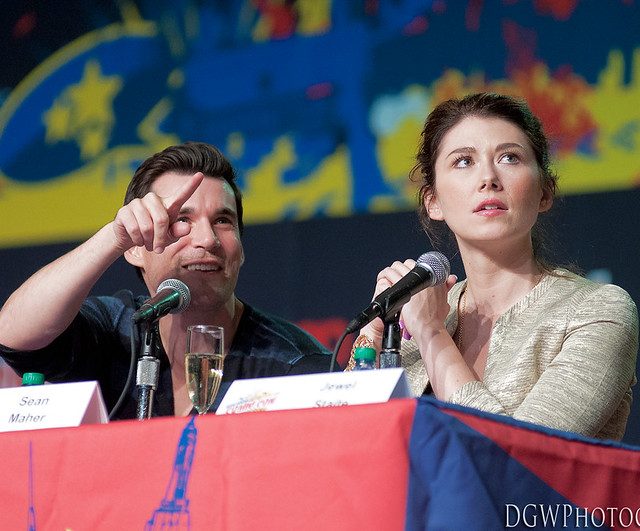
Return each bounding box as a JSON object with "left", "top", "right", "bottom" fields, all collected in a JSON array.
[
  {"left": 136, "top": 321, "right": 161, "bottom": 420},
  {"left": 379, "top": 312, "right": 402, "bottom": 369}
]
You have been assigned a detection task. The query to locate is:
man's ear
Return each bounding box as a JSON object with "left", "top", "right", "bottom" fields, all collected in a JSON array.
[
  {"left": 425, "top": 193, "right": 444, "bottom": 221},
  {"left": 124, "top": 246, "right": 145, "bottom": 268}
]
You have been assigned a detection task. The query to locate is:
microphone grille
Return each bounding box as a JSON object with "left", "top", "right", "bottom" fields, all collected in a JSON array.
[
  {"left": 416, "top": 251, "right": 451, "bottom": 286},
  {"left": 156, "top": 278, "right": 191, "bottom": 314}
]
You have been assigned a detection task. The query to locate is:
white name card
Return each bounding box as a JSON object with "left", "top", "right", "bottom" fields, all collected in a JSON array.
[
  {"left": 0, "top": 381, "right": 108, "bottom": 432},
  {"left": 217, "top": 368, "right": 410, "bottom": 415}
]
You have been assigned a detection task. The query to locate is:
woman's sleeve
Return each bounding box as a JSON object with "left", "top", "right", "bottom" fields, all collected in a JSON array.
[{"left": 447, "top": 284, "right": 639, "bottom": 438}]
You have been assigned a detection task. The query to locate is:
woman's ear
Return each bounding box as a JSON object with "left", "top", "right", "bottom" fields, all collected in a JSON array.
[
  {"left": 426, "top": 193, "right": 444, "bottom": 221},
  {"left": 538, "top": 186, "right": 554, "bottom": 213}
]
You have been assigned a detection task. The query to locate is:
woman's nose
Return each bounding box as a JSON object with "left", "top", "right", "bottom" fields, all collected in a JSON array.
[{"left": 478, "top": 166, "right": 502, "bottom": 190}]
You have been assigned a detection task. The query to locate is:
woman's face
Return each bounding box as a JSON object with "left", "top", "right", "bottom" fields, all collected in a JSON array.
[{"left": 427, "top": 116, "right": 552, "bottom": 248}]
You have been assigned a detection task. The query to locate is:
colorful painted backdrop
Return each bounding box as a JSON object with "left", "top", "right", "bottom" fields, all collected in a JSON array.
[{"left": 1, "top": 0, "right": 638, "bottom": 246}]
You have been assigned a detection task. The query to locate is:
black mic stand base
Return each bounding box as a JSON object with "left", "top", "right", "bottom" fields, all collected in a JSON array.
[
  {"left": 136, "top": 356, "right": 159, "bottom": 419},
  {"left": 379, "top": 313, "right": 402, "bottom": 369},
  {"left": 135, "top": 322, "right": 160, "bottom": 420},
  {"left": 379, "top": 351, "right": 401, "bottom": 369}
]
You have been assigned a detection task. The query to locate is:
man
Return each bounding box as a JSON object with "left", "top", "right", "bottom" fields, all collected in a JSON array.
[{"left": 0, "top": 142, "right": 332, "bottom": 419}]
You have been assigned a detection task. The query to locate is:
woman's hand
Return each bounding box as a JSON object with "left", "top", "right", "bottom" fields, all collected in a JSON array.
[
  {"left": 358, "top": 260, "right": 417, "bottom": 345},
  {"left": 400, "top": 272, "right": 457, "bottom": 342},
  {"left": 359, "top": 259, "right": 456, "bottom": 344}
]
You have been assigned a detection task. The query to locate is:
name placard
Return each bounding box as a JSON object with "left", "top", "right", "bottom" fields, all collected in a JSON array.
[
  {"left": 217, "top": 368, "right": 410, "bottom": 415},
  {"left": 0, "top": 381, "right": 108, "bottom": 432}
]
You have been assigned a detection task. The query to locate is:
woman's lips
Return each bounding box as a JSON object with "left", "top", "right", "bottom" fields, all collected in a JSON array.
[{"left": 473, "top": 199, "right": 507, "bottom": 215}]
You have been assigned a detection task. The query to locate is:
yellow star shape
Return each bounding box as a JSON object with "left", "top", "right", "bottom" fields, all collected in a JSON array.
[{"left": 43, "top": 60, "right": 122, "bottom": 159}]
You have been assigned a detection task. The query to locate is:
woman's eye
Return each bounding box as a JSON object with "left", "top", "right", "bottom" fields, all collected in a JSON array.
[
  {"left": 453, "top": 156, "right": 472, "bottom": 168},
  {"left": 500, "top": 153, "right": 519, "bottom": 164}
]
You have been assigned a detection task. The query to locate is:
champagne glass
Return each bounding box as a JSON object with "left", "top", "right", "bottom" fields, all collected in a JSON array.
[{"left": 185, "top": 325, "right": 225, "bottom": 414}]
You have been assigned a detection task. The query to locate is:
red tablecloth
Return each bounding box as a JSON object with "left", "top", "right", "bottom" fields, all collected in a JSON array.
[{"left": 0, "top": 399, "right": 416, "bottom": 530}]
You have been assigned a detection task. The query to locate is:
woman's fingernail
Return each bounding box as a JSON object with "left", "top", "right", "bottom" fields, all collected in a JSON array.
[{"left": 399, "top": 319, "right": 412, "bottom": 340}]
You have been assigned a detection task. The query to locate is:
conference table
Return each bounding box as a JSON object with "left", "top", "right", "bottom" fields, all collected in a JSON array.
[{"left": 1, "top": 397, "right": 639, "bottom": 530}]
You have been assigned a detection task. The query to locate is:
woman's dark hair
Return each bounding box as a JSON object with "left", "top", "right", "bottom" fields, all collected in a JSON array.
[
  {"left": 412, "top": 92, "right": 558, "bottom": 267},
  {"left": 124, "top": 141, "right": 244, "bottom": 235}
]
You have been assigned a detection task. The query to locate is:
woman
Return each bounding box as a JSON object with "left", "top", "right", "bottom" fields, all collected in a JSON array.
[{"left": 353, "top": 93, "right": 638, "bottom": 440}]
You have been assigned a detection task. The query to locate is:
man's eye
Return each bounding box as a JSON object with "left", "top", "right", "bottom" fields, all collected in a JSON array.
[{"left": 176, "top": 216, "right": 190, "bottom": 223}]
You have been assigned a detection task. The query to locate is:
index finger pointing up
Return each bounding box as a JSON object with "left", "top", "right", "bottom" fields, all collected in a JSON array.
[{"left": 163, "top": 172, "right": 206, "bottom": 216}]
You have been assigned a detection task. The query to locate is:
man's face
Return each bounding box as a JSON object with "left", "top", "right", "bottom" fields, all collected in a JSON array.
[{"left": 130, "top": 172, "right": 244, "bottom": 310}]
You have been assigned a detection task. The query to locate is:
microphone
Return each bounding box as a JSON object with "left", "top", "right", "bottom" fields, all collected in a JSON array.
[
  {"left": 132, "top": 279, "right": 191, "bottom": 324},
  {"left": 345, "top": 251, "right": 450, "bottom": 334}
]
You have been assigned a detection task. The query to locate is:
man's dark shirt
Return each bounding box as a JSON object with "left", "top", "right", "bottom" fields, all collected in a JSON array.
[{"left": 0, "top": 291, "right": 332, "bottom": 419}]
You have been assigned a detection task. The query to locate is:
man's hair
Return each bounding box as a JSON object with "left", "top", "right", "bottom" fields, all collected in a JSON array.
[{"left": 124, "top": 141, "right": 244, "bottom": 235}]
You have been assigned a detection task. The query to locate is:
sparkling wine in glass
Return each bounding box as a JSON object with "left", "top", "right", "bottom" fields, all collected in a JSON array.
[{"left": 185, "top": 325, "right": 224, "bottom": 414}]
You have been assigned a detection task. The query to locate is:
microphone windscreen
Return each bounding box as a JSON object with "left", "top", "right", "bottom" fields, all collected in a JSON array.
[
  {"left": 156, "top": 279, "right": 191, "bottom": 314},
  {"left": 416, "top": 251, "right": 450, "bottom": 286}
]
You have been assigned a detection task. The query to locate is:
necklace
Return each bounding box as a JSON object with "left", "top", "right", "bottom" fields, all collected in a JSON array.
[
  {"left": 455, "top": 272, "right": 545, "bottom": 351},
  {"left": 455, "top": 289, "right": 468, "bottom": 351}
]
